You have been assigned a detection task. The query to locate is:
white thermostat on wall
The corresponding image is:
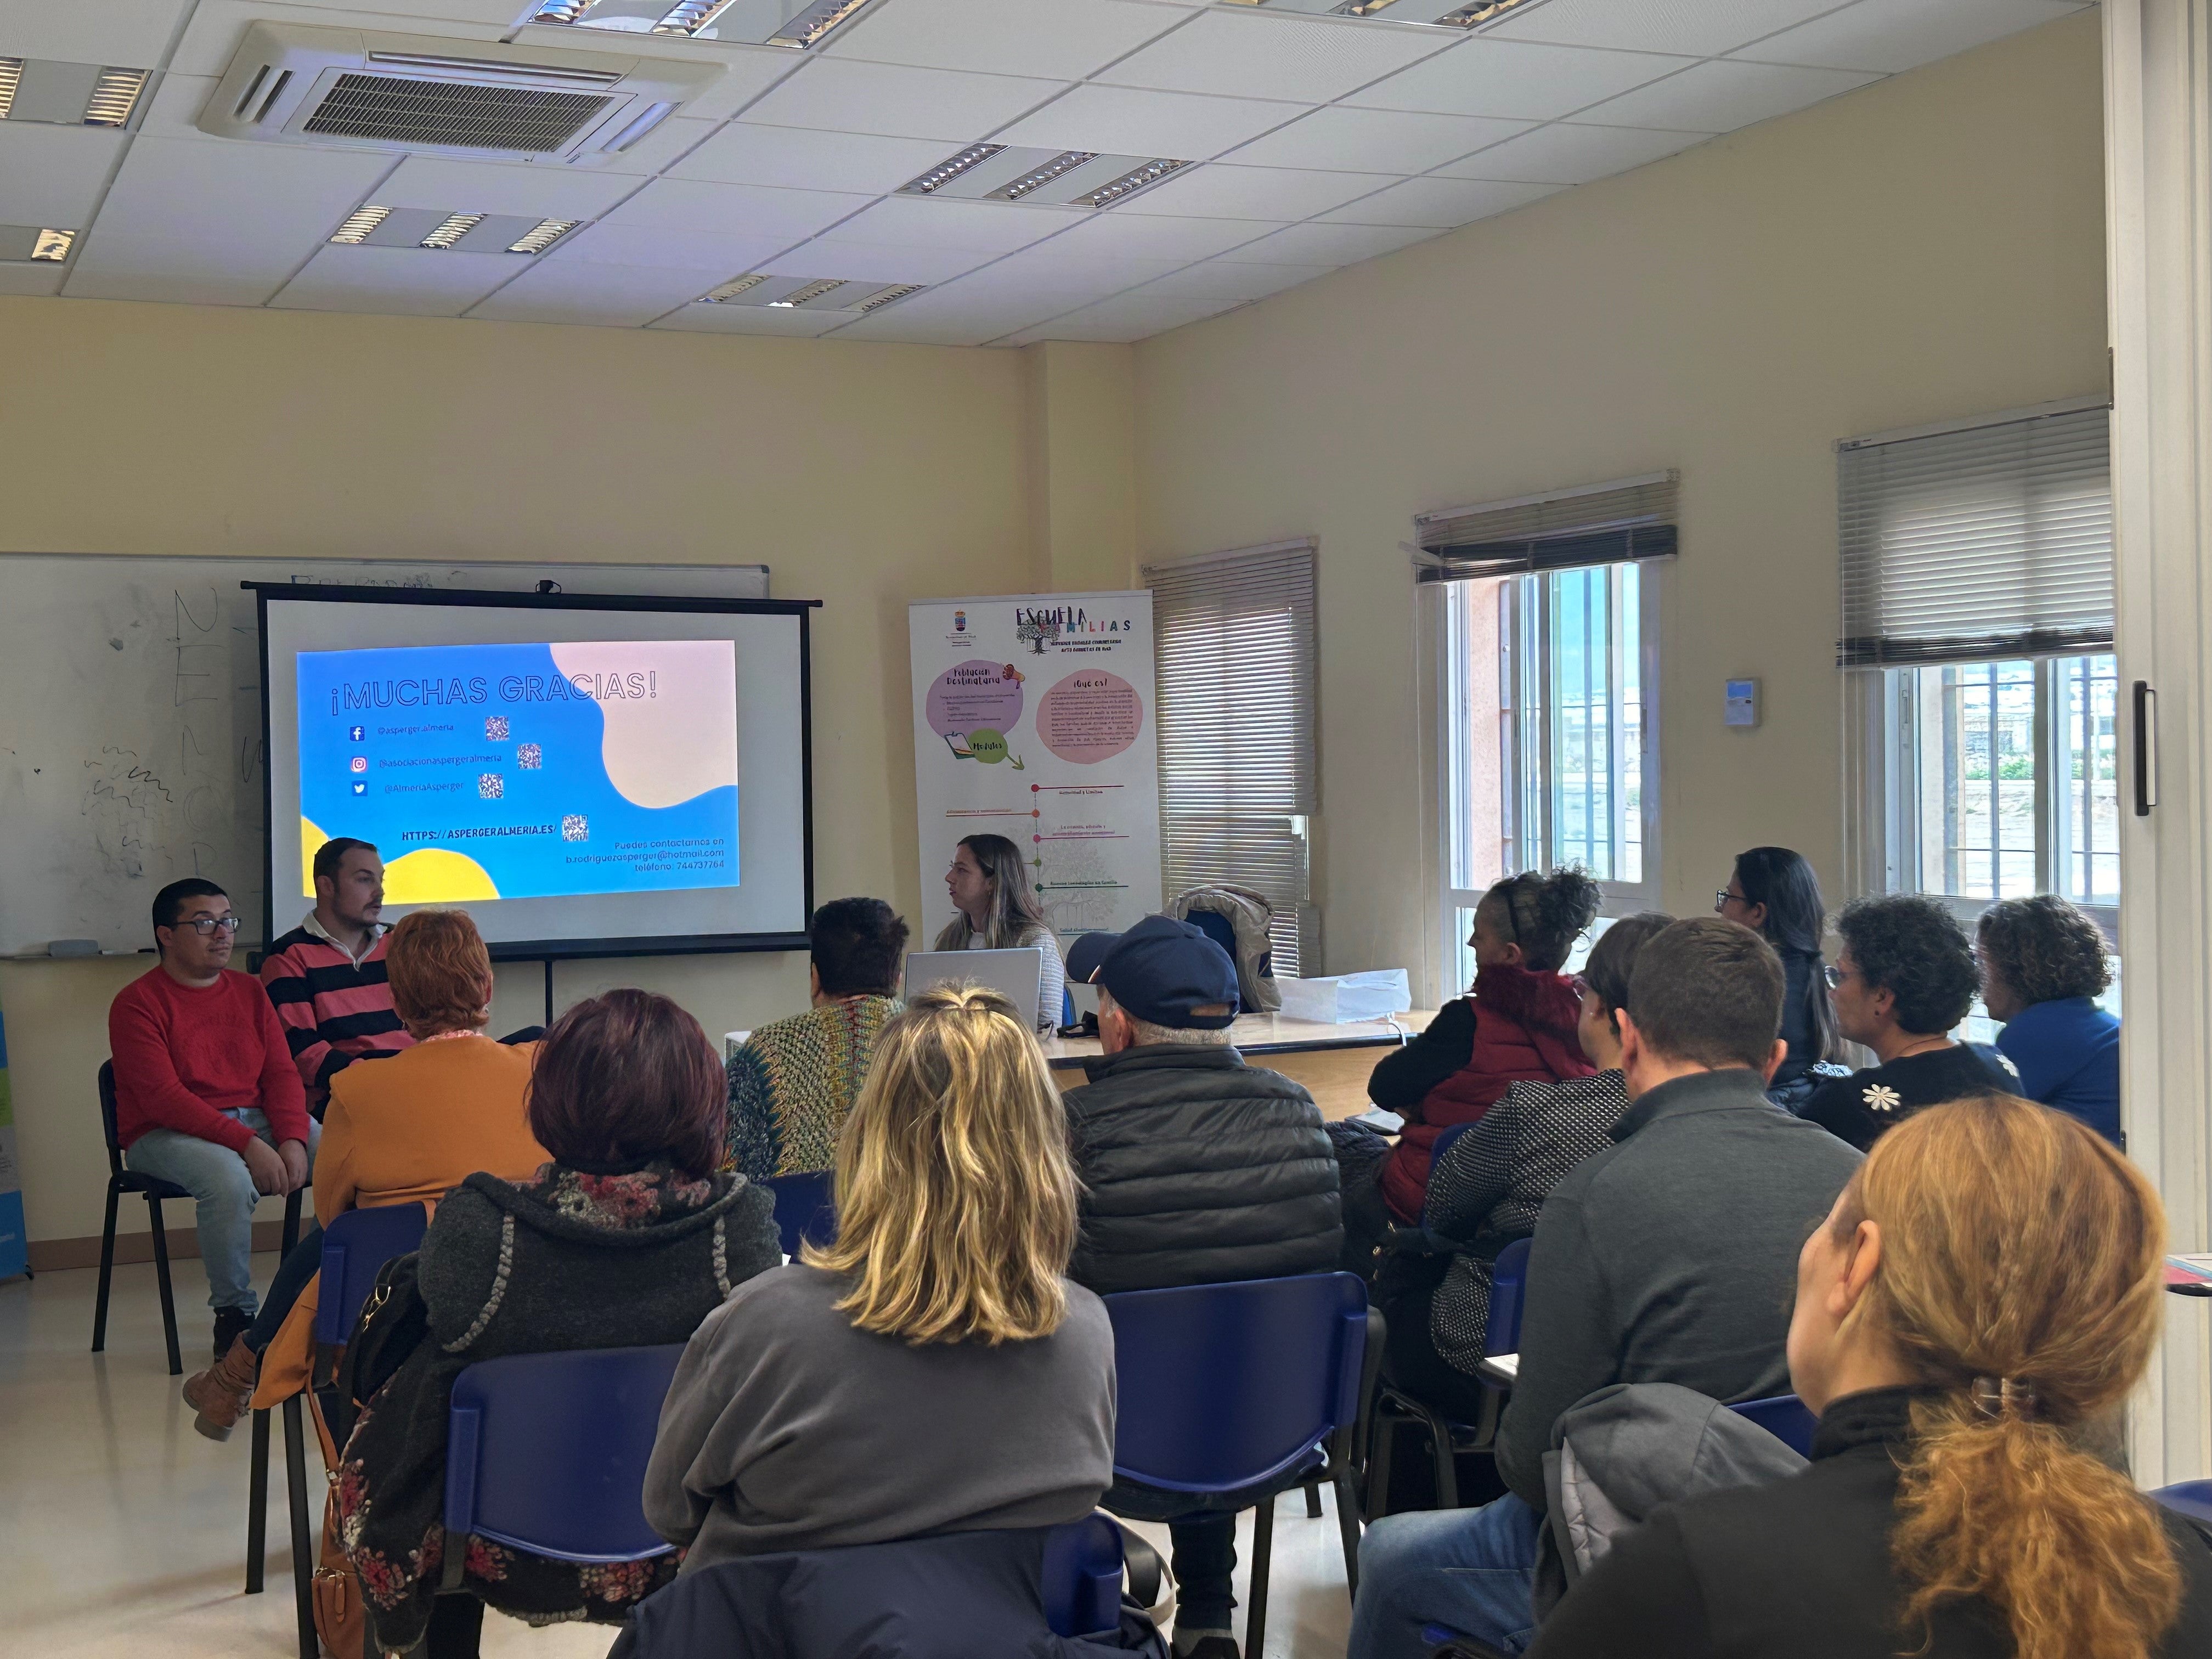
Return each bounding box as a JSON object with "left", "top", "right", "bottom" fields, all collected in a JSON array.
[{"left": 1725, "top": 678, "right": 1760, "bottom": 728}]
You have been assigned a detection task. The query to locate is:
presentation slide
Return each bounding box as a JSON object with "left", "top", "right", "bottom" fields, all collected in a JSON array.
[{"left": 260, "top": 591, "right": 811, "bottom": 954}]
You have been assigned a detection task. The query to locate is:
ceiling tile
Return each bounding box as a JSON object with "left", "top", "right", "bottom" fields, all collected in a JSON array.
[
  {"left": 599, "top": 178, "right": 870, "bottom": 242},
  {"left": 0, "top": 126, "right": 127, "bottom": 227},
  {"left": 670, "top": 125, "right": 951, "bottom": 194},
  {"left": 1006, "top": 291, "right": 1240, "bottom": 343},
  {"left": 738, "top": 58, "right": 1066, "bottom": 142},
  {"left": 1733, "top": 0, "right": 2089, "bottom": 75},
  {"left": 0, "top": 0, "right": 193, "bottom": 64},
  {"left": 63, "top": 227, "right": 303, "bottom": 306},
  {"left": 371, "top": 157, "right": 646, "bottom": 220},
  {"left": 991, "top": 85, "right": 1306, "bottom": 161},
  {"left": 0, "top": 263, "right": 65, "bottom": 297},
  {"left": 862, "top": 263, "right": 1116, "bottom": 333},
  {"left": 468, "top": 260, "right": 714, "bottom": 327},
  {"left": 972, "top": 243, "right": 1187, "bottom": 302},
  {"left": 1119, "top": 162, "right": 1402, "bottom": 222},
  {"left": 250, "top": 0, "right": 523, "bottom": 23},
  {"left": 823, "top": 0, "right": 1186, "bottom": 81},
  {"left": 1347, "top": 39, "right": 1699, "bottom": 121},
  {"left": 1132, "top": 259, "right": 1334, "bottom": 301},
  {"left": 827, "top": 306, "right": 1012, "bottom": 346},
  {"left": 652, "top": 303, "right": 847, "bottom": 337},
  {"left": 171, "top": 3, "right": 509, "bottom": 78},
  {"left": 550, "top": 221, "right": 799, "bottom": 273},
  {"left": 506, "top": 30, "right": 802, "bottom": 122},
  {"left": 93, "top": 136, "right": 394, "bottom": 243},
  {"left": 1574, "top": 58, "right": 1878, "bottom": 132},
  {"left": 1320, "top": 174, "right": 1561, "bottom": 227},
  {"left": 1038, "top": 211, "right": 1286, "bottom": 263},
  {"left": 137, "top": 72, "right": 222, "bottom": 144},
  {"left": 1438, "top": 120, "right": 1710, "bottom": 184},
  {"left": 1224, "top": 106, "right": 1533, "bottom": 174},
  {"left": 272, "top": 245, "right": 519, "bottom": 316},
  {"left": 1485, "top": 0, "right": 1850, "bottom": 57},
  {"left": 755, "top": 238, "right": 996, "bottom": 284},
  {"left": 815, "top": 195, "right": 1071, "bottom": 255},
  {"left": 585, "top": 113, "right": 720, "bottom": 178},
  {"left": 1098, "top": 9, "right": 1451, "bottom": 104},
  {"left": 1218, "top": 220, "right": 1441, "bottom": 266}
]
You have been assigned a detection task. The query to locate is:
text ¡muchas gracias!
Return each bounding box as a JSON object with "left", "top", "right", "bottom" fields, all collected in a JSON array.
[{"left": 327, "top": 670, "right": 658, "bottom": 712}]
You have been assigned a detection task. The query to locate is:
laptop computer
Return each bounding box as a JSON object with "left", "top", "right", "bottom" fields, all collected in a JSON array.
[{"left": 904, "top": 946, "right": 1043, "bottom": 1020}]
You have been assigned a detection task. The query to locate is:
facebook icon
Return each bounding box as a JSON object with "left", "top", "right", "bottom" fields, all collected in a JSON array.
[{"left": 348, "top": 724, "right": 365, "bottom": 742}]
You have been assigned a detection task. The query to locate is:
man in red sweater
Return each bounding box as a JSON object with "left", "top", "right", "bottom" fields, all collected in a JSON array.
[{"left": 110, "top": 878, "right": 315, "bottom": 1358}]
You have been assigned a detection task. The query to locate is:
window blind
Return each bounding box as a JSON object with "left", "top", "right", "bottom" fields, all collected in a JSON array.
[
  {"left": 1837, "top": 403, "right": 2112, "bottom": 667},
  {"left": 1414, "top": 472, "right": 1679, "bottom": 582},
  {"left": 1144, "top": 539, "right": 1318, "bottom": 976}
]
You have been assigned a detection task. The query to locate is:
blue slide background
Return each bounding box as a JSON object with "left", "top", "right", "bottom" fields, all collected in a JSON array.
[{"left": 296, "top": 642, "right": 739, "bottom": 900}]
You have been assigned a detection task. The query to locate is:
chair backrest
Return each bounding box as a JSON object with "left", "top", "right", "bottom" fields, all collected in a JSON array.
[
  {"left": 97, "top": 1060, "right": 123, "bottom": 1175},
  {"left": 1102, "top": 1271, "right": 1367, "bottom": 1493},
  {"left": 1432, "top": 1120, "right": 1475, "bottom": 1167},
  {"left": 445, "top": 1344, "right": 685, "bottom": 1562},
  {"left": 1186, "top": 907, "right": 1239, "bottom": 962},
  {"left": 1728, "top": 1393, "right": 1819, "bottom": 1459},
  {"left": 1485, "top": 1237, "right": 1533, "bottom": 1357},
  {"left": 1039, "top": 1515, "right": 1124, "bottom": 1639},
  {"left": 763, "top": 1169, "right": 835, "bottom": 1259},
  {"left": 314, "top": 1203, "right": 430, "bottom": 1346}
]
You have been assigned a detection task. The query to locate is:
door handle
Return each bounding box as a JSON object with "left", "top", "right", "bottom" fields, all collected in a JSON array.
[{"left": 2133, "top": 680, "right": 2158, "bottom": 817}]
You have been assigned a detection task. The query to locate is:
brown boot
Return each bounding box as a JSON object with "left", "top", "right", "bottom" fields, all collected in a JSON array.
[{"left": 182, "top": 1335, "right": 260, "bottom": 1441}]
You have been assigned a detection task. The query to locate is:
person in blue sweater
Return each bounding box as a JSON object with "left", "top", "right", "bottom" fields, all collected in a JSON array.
[{"left": 1976, "top": 894, "right": 2122, "bottom": 1146}]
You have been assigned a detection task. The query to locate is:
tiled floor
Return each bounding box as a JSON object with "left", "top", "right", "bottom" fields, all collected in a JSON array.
[{"left": 0, "top": 1255, "right": 1357, "bottom": 1658}]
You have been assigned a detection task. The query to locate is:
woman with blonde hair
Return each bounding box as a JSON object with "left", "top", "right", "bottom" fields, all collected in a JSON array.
[
  {"left": 1528, "top": 1094, "right": 2212, "bottom": 1658},
  {"left": 645, "top": 984, "right": 1116, "bottom": 1567}
]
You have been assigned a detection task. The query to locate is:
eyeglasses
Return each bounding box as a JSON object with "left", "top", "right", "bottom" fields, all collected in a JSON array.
[
  {"left": 1568, "top": 974, "right": 1592, "bottom": 1002},
  {"left": 177, "top": 916, "right": 241, "bottom": 935},
  {"left": 1715, "top": 889, "right": 1747, "bottom": 912},
  {"left": 1822, "top": 965, "right": 1851, "bottom": 990}
]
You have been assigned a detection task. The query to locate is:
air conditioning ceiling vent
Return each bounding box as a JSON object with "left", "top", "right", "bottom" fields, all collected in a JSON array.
[{"left": 198, "top": 24, "right": 720, "bottom": 164}]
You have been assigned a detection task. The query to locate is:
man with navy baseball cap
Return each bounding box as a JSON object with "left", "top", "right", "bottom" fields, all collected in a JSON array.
[{"left": 1062, "top": 915, "right": 1341, "bottom": 1659}]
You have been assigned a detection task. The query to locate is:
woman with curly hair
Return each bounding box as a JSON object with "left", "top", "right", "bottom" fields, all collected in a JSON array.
[
  {"left": 1527, "top": 1094, "right": 2212, "bottom": 1659},
  {"left": 1977, "top": 894, "right": 2121, "bottom": 1146},
  {"left": 1801, "top": 895, "right": 2017, "bottom": 1152}
]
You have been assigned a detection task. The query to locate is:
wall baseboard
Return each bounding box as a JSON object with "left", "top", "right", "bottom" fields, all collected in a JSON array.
[{"left": 29, "top": 1218, "right": 296, "bottom": 1274}]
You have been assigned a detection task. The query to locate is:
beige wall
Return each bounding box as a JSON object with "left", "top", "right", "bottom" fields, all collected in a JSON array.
[
  {"left": 1131, "top": 12, "right": 2108, "bottom": 1001},
  {"left": 0, "top": 298, "right": 1036, "bottom": 1248}
]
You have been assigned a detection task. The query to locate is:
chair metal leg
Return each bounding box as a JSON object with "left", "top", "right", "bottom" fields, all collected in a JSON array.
[
  {"left": 1331, "top": 1466, "right": 1362, "bottom": 1600},
  {"left": 283, "top": 1395, "right": 317, "bottom": 1659},
  {"left": 91, "top": 1184, "right": 121, "bottom": 1354},
  {"left": 1304, "top": 1479, "right": 1323, "bottom": 1519},
  {"left": 1246, "top": 1496, "right": 1274, "bottom": 1659},
  {"left": 147, "top": 1194, "right": 183, "bottom": 1376},
  {"left": 246, "top": 1407, "right": 271, "bottom": 1594}
]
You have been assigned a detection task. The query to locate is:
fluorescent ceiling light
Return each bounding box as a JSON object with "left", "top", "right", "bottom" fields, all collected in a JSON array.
[
  {"left": 420, "top": 213, "right": 486, "bottom": 250},
  {"left": 31, "top": 228, "right": 74, "bottom": 261},
  {"left": 526, "top": 0, "right": 878, "bottom": 48},
  {"left": 767, "top": 0, "right": 874, "bottom": 49},
  {"left": 698, "top": 273, "right": 927, "bottom": 312},
  {"left": 0, "top": 60, "right": 21, "bottom": 121},
  {"left": 771, "top": 278, "right": 847, "bottom": 307},
  {"left": 1224, "top": 0, "right": 1553, "bottom": 25},
  {"left": 901, "top": 144, "right": 1006, "bottom": 196},
  {"left": 507, "top": 218, "right": 580, "bottom": 254},
  {"left": 901, "top": 145, "right": 1195, "bottom": 211},
  {"left": 997, "top": 152, "right": 1099, "bottom": 202},
  {"left": 700, "top": 273, "right": 771, "bottom": 302},
  {"left": 329, "top": 205, "right": 391, "bottom": 244},
  {"left": 855, "top": 284, "right": 922, "bottom": 312},
  {"left": 83, "top": 67, "right": 149, "bottom": 127},
  {"left": 1075, "top": 158, "right": 1190, "bottom": 210}
]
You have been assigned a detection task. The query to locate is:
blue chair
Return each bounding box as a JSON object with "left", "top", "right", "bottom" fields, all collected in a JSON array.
[
  {"left": 1729, "top": 1392, "right": 1818, "bottom": 1458},
  {"left": 249, "top": 1201, "right": 429, "bottom": 1659},
  {"left": 1040, "top": 1513, "right": 1143, "bottom": 1639},
  {"left": 2153, "top": 1481, "right": 2212, "bottom": 1528},
  {"left": 439, "top": 1344, "right": 686, "bottom": 1593},
  {"left": 763, "top": 1170, "right": 834, "bottom": 1259},
  {"left": 1101, "top": 1271, "right": 1373, "bottom": 1659}
]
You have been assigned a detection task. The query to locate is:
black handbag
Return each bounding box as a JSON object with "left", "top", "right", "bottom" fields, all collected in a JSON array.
[{"left": 329, "top": 1249, "right": 428, "bottom": 1447}]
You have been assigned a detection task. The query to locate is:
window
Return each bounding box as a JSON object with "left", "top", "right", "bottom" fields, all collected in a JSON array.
[
  {"left": 1424, "top": 475, "right": 1672, "bottom": 995},
  {"left": 1145, "top": 539, "right": 1318, "bottom": 974},
  {"left": 1841, "top": 400, "right": 2118, "bottom": 935}
]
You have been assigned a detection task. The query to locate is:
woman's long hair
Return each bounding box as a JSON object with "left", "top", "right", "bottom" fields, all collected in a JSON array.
[
  {"left": 1836, "top": 1096, "right": 2181, "bottom": 1659},
  {"left": 804, "top": 984, "right": 1077, "bottom": 1345},
  {"left": 933, "top": 832, "right": 1051, "bottom": 951},
  {"left": 1733, "top": 847, "right": 1842, "bottom": 1061}
]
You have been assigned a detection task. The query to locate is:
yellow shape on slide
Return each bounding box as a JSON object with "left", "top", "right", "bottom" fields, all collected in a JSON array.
[{"left": 297, "top": 816, "right": 500, "bottom": 902}]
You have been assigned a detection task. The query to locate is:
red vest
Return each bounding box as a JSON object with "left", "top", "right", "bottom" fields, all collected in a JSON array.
[{"left": 1380, "top": 964, "right": 1594, "bottom": 1222}]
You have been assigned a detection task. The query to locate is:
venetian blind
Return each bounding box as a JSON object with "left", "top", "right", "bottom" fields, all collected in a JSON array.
[
  {"left": 1414, "top": 472, "right": 1678, "bottom": 581},
  {"left": 1143, "top": 539, "right": 1318, "bottom": 976},
  {"left": 1837, "top": 403, "right": 2112, "bottom": 667}
]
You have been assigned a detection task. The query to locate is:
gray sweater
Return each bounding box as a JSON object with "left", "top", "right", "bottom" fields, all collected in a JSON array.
[
  {"left": 644, "top": 1263, "right": 1116, "bottom": 1568},
  {"left": 1497, "top": 1068, "right": 1863, "bottom": 1508}
]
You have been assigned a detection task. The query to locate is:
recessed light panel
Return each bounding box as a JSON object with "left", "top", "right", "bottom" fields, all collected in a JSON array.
[
  {"left": 0, "top": 59, "right": 153, "bottom": 126},
  {"left": 1221, "top": 0, "right": 1553, "bottom": 26},
  {"left": 526, "top": 0, "right": 883, "bottom": 49},
  {"left": 898, "top": 146, "right": 1197, "bottom": 211},
  {"left": 328, "top": 206, "right": 588, "bottom": 255},
  {"left": 0, "top": 224, "right": 76, "bottom": 263},
  {"left": 695, "top": 273, "right": 928, "bottom": 313}
]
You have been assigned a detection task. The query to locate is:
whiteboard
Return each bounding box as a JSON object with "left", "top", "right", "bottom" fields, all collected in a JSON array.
[{"left": 0, "top": 555, "right": 771, "bottom": 955}]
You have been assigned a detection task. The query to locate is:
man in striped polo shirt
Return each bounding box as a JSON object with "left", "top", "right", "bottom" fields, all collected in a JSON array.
[{"left": 259, "top": 838, "right": 411, "bottom": 1115}]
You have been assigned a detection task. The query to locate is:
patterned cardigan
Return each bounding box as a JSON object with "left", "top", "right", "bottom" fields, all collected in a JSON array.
[{"left": 724, "top": 996, "right": 896, "bottom": 1180}]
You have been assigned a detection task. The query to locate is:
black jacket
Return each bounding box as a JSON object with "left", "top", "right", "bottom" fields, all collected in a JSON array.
[
  {"left": 1527, "top": 1386, "right": 2212, "bottom": 1658},
  {"left": 1061, "top": 1044, "right": 1342, "bottom": 1296},
  {"left": 1800, "top": 1042, "right": 2019, "bottom": 1152}
]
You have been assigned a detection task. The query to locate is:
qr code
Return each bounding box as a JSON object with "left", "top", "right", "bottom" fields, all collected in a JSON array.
[
  {"left": 478, "top": 773, "right": 503, "bottom": 800},
  {"left": 561, "top": 815, "right": 588, "bottom": 842},
  {"left": 518, "top": 743, "right": 543, "bottom": 770},
  {"left": 483, "top": 716, "right": 509, "bottom": 741}
]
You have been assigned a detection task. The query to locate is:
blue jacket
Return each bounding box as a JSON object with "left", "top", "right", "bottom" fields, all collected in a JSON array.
[{"left": 1996, "top": 997, "right": 2121, "bottom": 1146}]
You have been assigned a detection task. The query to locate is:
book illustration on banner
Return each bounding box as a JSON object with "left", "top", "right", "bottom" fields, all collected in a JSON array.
[
  {"left": 296, "top": 639, "right": 740, "bottom": 902},
  {"left": 926, "top": 661, "right": 1027, "bottom": 768}
]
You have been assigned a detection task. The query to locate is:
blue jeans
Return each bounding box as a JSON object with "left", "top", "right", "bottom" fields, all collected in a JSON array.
[
  {"left": 125, "top": 1111, "right": 319, "bottom": 1314},
  {"left": 1348, "top": 1493, "right": 1544, "bottom": 1659}
]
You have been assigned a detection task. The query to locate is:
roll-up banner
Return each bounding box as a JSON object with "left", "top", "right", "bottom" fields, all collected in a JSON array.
[
  {"left": 0, "top": 1009, "right": 26, "bottom": 1280},
  {"left": 909, "top": 593, "right": 1162, "bottom": 965}
]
